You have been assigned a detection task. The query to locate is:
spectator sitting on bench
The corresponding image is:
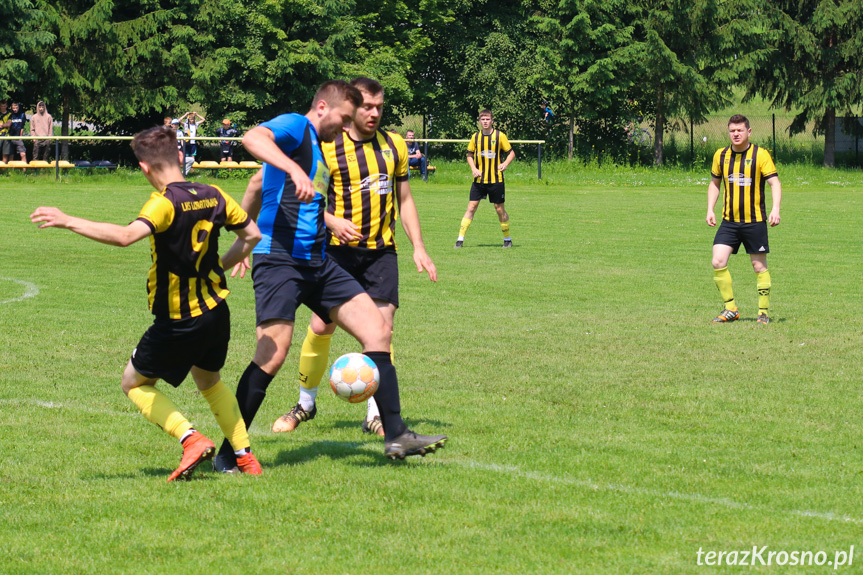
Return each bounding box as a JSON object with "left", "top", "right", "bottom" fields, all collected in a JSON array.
[{"left": 405, "top": 130, "right": 427, "bottom": 181}]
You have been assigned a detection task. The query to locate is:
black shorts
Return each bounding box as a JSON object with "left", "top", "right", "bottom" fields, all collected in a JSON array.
[
  {"left": 327, "top": 245, "right": 399, "bottom": 307},
  {"left": 470, "top": 182, "right": 506, "bottom": 204},
  {"left": 220, "top": 144, "right": 234, "bottom": 157},
  {"left": 131, "top": 301, "right": 231, "bottom": 387},
  {"left": 713, "top": 220, "right": 770, "bottom": 255},
  {"left": 252, "top": 255, "right": 365, "bottom": 326}
]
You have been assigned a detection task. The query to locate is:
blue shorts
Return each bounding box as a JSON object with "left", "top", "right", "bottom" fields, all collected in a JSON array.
[
  {"left": 131, "top": 301, "right": 231, "bottom": 387},
  {"left": 252, "top": 255, "right": 365, "bottom": 325}
]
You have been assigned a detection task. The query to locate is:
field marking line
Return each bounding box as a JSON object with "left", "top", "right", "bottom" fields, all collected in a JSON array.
[
  {"left": 457, "top": 460, "right": 863, "bottom": 525},
  {"left": 0, "top": 398, "right": 137, "bottom": 417},
  {"left": 0, "top": 277, "right": 39, "bottom": 304}
]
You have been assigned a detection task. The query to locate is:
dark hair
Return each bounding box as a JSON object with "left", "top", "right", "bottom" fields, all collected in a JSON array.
[
  {"left": 728, "top": 114, "right": 750, "bottom": 129},
  {"left": 351, "top": 77, "right": 384, "bottom": 97},
  {"left": 479, "top": 109, "right": 493, "bottom": 119},
  {"left": 312, "top": 80, "right": 363, "bottom": 109},
  {"left": 131, "top": 125, "right": 180, "bottom": 170}
]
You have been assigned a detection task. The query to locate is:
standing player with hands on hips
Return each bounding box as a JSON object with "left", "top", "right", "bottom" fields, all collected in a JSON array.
[
  {"left": 31, "top": 125, "right": 263, "bottom": 482},
  {"left": 707, "top": 114, "right": 782, "bottom": 324},
  {"left": 455, "top": 109, "right": 515, "bottom": 248}
]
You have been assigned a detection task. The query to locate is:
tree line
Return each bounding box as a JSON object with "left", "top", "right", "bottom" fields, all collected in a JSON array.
[{"left": 2, "top": 0, "right": 862, "bottom": 166}]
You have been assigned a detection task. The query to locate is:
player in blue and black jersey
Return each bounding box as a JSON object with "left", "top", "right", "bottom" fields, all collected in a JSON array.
[
  {"left": 269, "top": 77, "right": 438, "bottom": 439},
  {"left": 213, "top": 80, "right": 446, "bottom": 470},
  {"left": 31, "top": 125, "right": 263, "bottom": 481}
]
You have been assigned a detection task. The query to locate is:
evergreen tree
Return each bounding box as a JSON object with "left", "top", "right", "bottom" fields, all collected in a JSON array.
[
  {"left": 0, "top": 0, "right": 54, "bottom": 99},
  {"left": 752, "top": 1, "right": 863, "bottom": 167}
]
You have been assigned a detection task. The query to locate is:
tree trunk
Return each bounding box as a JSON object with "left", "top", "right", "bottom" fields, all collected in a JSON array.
[
  {"left": 654, "top": 88, "right": 664, "bottom": 166},
  {"left": 823, "top": 107, "right": 835, "bottom": 168},
  {"left": 61, "top": 93, "right": 70, "bottom": 161},
  {"left": 568, "top": 116, "right": 574, "bottom": 161}
]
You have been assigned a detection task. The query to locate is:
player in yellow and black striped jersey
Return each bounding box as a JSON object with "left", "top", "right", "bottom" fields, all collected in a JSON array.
[
  {"left": 269, "top": 77, "right": 443, "bottom": 454},
  {"left": 30, "top": 125, "right": 264, "bottom": 480},
  {"left": 707, "top": 114, "right": 782, "bottom": 325},
  {"left": 455, "top": 109, "right": 516, "bottom": 248},
  {"left": 323, "top": 122, "right": 407, "bottom": 250}
]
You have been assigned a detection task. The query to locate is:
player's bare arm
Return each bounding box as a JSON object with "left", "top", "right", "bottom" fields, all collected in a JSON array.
[
  {"left": 221, "top": 220, "right": 261, "bottom": 270},
  {"left": 467, "top": 152, "right": 481, "bottom": 179},
  {"left": 324, "top": 211, "right": 362, "bottom": 243},
  {"left": 243, "top": 126, "right": 315, "bottom": 202},
  {"left": 706, "top": 177, "right": 721, "bottom": 227},
  {"left": 767, "top": 177, "right": 782, "bottom": 227},
  {"left": 30, "top": 207, "right": 152, "bottom": 247},
  {"left": 498, "top": 149, "right": 516, "bottom": 172},
  {"left": 395, "top": 180, "right": 437, "bottom": 282}
]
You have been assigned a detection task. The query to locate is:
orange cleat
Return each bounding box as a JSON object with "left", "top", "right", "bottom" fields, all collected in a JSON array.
[
  {"left": 711, "top": 308, "right": 740, "bottom": 323},
  {"left": 167, "top": 432, "right": 215, "bottom": 482},
  {"left": 236, "top": 452, "right": 263, "bottom": 475}
]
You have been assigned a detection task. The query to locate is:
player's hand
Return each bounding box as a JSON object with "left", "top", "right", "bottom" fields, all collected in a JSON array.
[
  {"left": 329, "top": 217, "right": 362, "bottom": 243},
  {"left": 230, "top": 257, "right": 251, "bottom": 279},
  {"left": 30, "top": 207, "right": 69, "bottom": 229},
  {"left": 706, "top": 212, "right": 716, "bottom": 227},
  {"left": 413, "top": 247, "right": 437, "bottom": 282},
  {"left": 471, "top": 167, "right": 482, "bottom": 179},
  {"left": 288, "top": 166, "right": 316, "bottom": 203},
  {"left": 498, "top": 163, "right": 508, "bottom": 172},
  {"left": 768, "top": 209, "right": 780, "bottom": 227}
]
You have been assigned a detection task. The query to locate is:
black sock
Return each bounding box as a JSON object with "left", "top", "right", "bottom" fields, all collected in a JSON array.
[
  {"left": 218, "top": 362, "right": 274, "bottom": 457},
  {"left": 366, "top": 351, "right": 407, "bottom": 440}
]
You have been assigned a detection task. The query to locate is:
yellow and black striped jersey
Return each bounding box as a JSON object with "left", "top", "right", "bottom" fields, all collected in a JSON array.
[
  {"left": 711, "top": 144, "right": 778, "bottom": 223},
  {"left": 135, "top": 182, "right": 250, "bottom": 319},
  {"left": 468, "top": 129, "right": 512, "bottom": 184},
  {"left": 323, "top": 129, "right": 408, "bottom": 249}
]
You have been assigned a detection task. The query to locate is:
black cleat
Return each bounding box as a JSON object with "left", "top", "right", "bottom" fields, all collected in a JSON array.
[
  {"left": 213, "top": 452, "right": 239, "bottom": 474},
  {"left": 454, "top": 240, "right": 463, "bottom": 248},
  {"left": 503, "top": 239, "right": 513, "bottom": 248},
  {"left": 756, "top": 313, "right": 771, "bottom": 324},
  {"left": 385, "top": 430, "right": 447, "bottom": 460}
]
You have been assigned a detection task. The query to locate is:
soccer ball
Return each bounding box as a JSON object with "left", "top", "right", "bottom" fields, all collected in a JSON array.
[{"left": 329, "top": 353, "right": 379, "bottom": 403}]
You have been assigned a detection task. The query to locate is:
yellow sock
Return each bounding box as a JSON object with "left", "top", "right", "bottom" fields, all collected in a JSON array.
[
  {"left": 299, "top": 326, "right": 333, "bottom": 390},
  {"left": 501, "top": 221, "right": 510, "bottom": 238},
  {"left": 713, "top": 266, "right": 736, "bottom": 310},
  {"left": 201, "top": 380, "right": 250, "bottom": 451},
  {"left": 756, "top": 270, "right": 771, "bottom": 316},
  {"left": 127, "top": 385, "right": 192, "bottom": 441},
  {"left": 458, "top": 217, "right": 473, "bottom": 238}
]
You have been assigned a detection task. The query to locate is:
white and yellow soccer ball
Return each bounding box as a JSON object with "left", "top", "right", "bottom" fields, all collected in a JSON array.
[{"left": 329, "top": 353, "right": 379, "bottom": 403}]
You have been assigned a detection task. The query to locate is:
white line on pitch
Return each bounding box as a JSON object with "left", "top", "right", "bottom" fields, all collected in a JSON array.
[
  {"left": 0, "top": 398, "right": 137, "bottom": 417},
  {"left": 456, "top": 460, "right": 863, "bottom": 525},
  {"left": 0, "top": 277, "right": 39, "bottom": 304}
]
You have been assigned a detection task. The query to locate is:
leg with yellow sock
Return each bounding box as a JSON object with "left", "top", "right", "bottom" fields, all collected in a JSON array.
[
  {"left": 711, "top": 243, "right": 739, "bottom": 323},
  {"left": 122, "top": 361, "right": 215, "bottom": 482},
  {"left": 455, "top": 201, "right": 479, "bottom": 248},
  {"left": 495, "top": 203, "right": 512, "bottom": 248},
  {"left": 194, "top": 368, "right": 261, "bottom": 475},
  {"left": 272, "top": 323, "right": 333, "bottom": 433},
  {"left": 755, "top": 267, "right": 771, "bottom": 324}
]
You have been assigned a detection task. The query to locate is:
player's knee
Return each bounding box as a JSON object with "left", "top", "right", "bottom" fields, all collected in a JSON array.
[{"left": 712, "top": 257, "right": 727, "bottom": 269}]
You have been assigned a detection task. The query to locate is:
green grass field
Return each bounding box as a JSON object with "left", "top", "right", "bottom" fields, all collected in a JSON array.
[{"left": 1, "top": 164, "right": 862, "bottom": 574}]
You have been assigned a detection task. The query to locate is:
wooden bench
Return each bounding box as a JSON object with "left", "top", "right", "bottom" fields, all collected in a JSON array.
[{"left": 192, "top": 161, "right": 262, "bottom": 169}]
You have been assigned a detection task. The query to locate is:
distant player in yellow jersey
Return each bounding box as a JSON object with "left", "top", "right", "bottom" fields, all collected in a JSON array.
[
  {"left": 271, "top": 77, "right": 440, "bottom": 441},
  {"left": 455, "top": 109, "right": 516, "bottom": 248},
  {"left": 707, "top": 114, "right": 782, "bottom": 324},
  {"left": 30, "top": 125, "right": 264, "bottom": 481}
]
